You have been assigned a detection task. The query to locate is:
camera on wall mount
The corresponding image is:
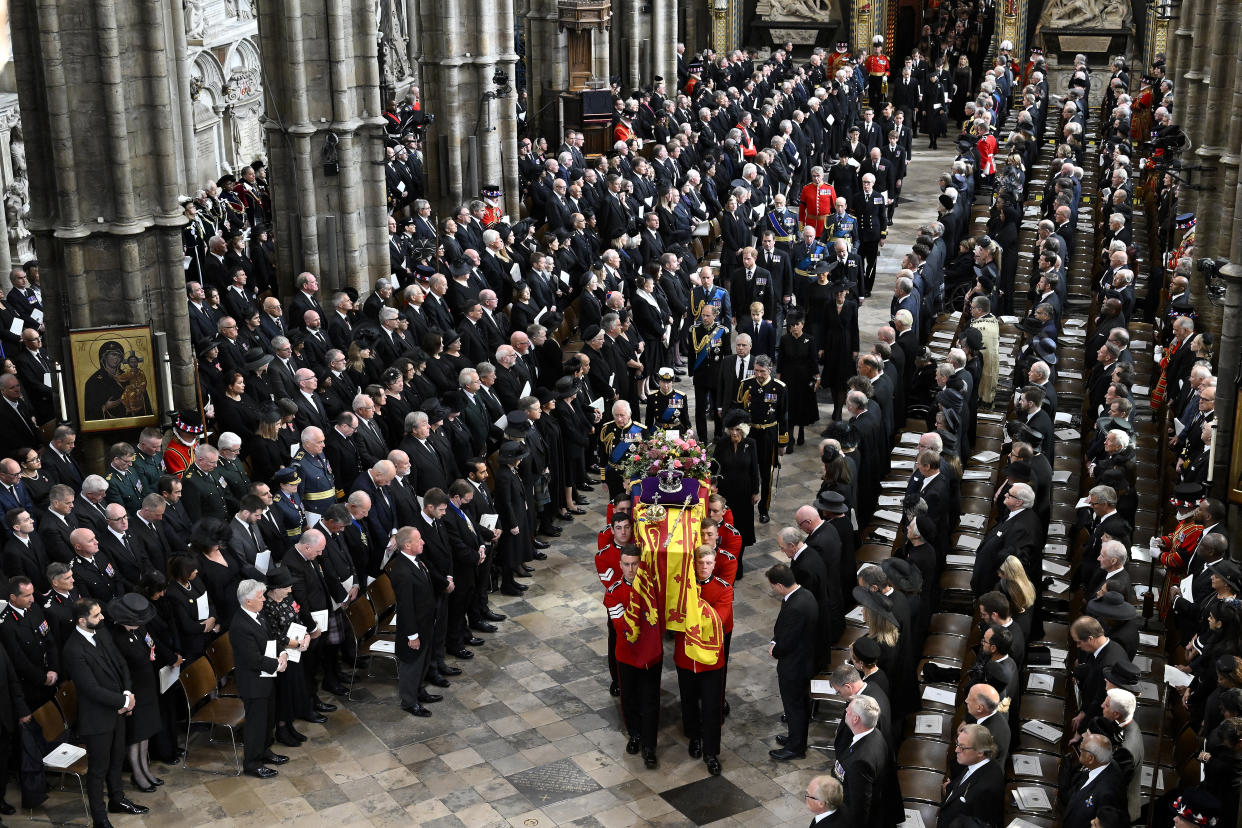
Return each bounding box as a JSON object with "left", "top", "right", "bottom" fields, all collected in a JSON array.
[{"left": 490, "top": 69, "right": 512, "bottom": 99}]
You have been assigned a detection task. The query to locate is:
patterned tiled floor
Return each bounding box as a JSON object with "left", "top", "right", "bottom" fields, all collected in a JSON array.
[{"left": 24, "top": 148, "right": 956, "bottom": 828}]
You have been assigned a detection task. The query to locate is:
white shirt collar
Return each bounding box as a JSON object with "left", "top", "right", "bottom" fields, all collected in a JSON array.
[
  {"left": 76, "top": 626, "right": 97, "bottom": 646},
  {"left": 850, "top": 727, "right": 875, "bottom": 747}
]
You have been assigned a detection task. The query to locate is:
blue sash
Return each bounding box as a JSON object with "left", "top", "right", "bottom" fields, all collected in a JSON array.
[{"left": 609, "top": 424, "right": 644, "bottom": 465}]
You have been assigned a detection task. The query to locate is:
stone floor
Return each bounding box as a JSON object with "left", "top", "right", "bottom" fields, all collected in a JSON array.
[{"left": 25, "top": 147, "right": 957, "bottom": 828}]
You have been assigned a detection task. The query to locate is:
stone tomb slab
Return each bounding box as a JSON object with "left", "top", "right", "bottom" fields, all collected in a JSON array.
[
  {"left": 659, "top": 774, "right": 762, "bottom": 825},
  {"left": 505, "top": 757, "right": 602, "bottom": 805}
]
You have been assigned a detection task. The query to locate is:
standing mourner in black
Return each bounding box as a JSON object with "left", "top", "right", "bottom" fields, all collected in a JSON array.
[
  {"left": 62, "top": 598, "right": 151, "bottom": 827},
  {"left": 766, "top": 564, "right": 817, "bottom": 760},
  {"left": 231, "top": 580, "right": 289, "bottom": 779},
  {"left": 106, "top": 593, "right": 172, "bottom": 794},
  {"left": 713, "top": 410, "right": 760, "bottom": 560},
  {"left": 776, "top": 312, "right": 818, "bottom": 448}
]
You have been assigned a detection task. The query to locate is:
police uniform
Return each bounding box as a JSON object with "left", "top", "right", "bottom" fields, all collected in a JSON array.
[
  {"left": 690, "top": 319, "right": 730, "bottom": 438},
  {"left": 598, "top": 420, "right": 647, "bottom": 499},
  {"left": 72, "top": 552, "right": 121, "bottom": 603},
  {"left": 181, "top": 462, "right": 236, "bottom": 522},
  {"left": 294, "top": 449, "right": 336, "bottom": 514},
  {"left": 738, "top": 375, "right": 789, "bottom": 520},
  {"left": 823, "top": 210, "right": 858, "bottom": 250},
  {"left": 104, "top": 465, "right": 144, "bottom": 514},
  {"left": 0, "top": 602, "right": 59, "bottom": 706}
]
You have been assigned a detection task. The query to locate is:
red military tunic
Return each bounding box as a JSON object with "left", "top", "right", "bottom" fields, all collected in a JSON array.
[
  {"left": 673, "top": 576, "right": 734, "bottom": 672},
  {"left": 163, "top": 440, "right": 195, "bottom": 478},
  {"left": 864, "top": 54, "right": 890, "bottom": 79},
  {"left": 798, "top": 182, "right": 838, "bottom": 236},
  {"left": 976, "top": 132, "right": 998, "bottom": 175},
  {"left": 482, "top": 204, "right": 504, "bottom": 227},
  {"left": 827, "top": 51, "right": 851, "bottom": 76},
  {"left": 736, "top": 126, "right": 757, "bottom": 158},
  {"left": 614, "top": 121, "right": 635, "bottom": 144},
  {"left": 605, "top": 580, "right": 662, "bottom": 668},
  {"left": 713, "top": 522, "right": 743, "bottom": 586},
  {"left": 595, "top": 542, "right": 623, "bottom": 590}
]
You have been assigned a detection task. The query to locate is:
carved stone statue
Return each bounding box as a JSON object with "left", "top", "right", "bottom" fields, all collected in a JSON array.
[
  {"left": 760, "top": 0, "right": 840, "bottom": 23},
  {"left": 1039, "top": 0, "right": 1132, "bottom": 29},
  {"left": 6, "top": 126, "right": 31, "bottom": 261},
  {"left": 184, "top": 0, "right": 207, "bottom": 40},
  {"left": 379, "top": 0, "right": 413, "bottom": 87},
  {"left": 225, "top": 0, "right": 255, "bottom": 20}
]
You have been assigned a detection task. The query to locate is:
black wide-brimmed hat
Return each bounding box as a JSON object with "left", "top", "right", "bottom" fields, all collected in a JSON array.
[
  {"left": 106, "top": 593, "right": 156, "bottom": 626},
  {"left": 852, "top": 586, "right": 898, "bottom": 627}
]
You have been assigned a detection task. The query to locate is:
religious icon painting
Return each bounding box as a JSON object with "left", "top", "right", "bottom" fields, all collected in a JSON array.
[{"left": 68, "top": 324, "right": 159, "bottom": 432}]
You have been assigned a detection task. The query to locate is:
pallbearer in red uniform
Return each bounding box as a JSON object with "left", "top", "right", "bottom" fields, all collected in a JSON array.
[
  {"left": 606, "top": 546, "right": 663, "bottom": 768},
  {"left": 675, "top": 546, "right": 733, "bottom": 776},
  {"left": 596, "top": 512, "right": 633, "bottom": 696},
  {"left": 798, "top": 167, "right": 837, "bottom": 237},
  {"left": 864, "top": 36, "right": 890, "bottom": 106},
  {"left": 162, "top": 410, "right": 203, "bottom": 477}
]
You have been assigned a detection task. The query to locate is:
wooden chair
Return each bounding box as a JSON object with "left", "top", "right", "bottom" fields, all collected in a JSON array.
[
  {"left": 928, "top": 613, "right": 974, "bottom": 638},
  {"left": 903, "top": 801, "right": 940, "bottom": 828},
  {"left": 179, "top": 656, "right": 245, "bottom": 776},
  {"left": 205, "top": 632, "right": 239, "bottom": 697},
  {"left": 898, "top": 768, "right": 948, "bottom": 805},
  {"left": 1006, "top": 751, "right": 1060, "bottom": 782},
  {"left": 31, "top": 700, "right": 90, "bottom": 823},
  {"left": 367, "top": 573, "right": 398, "bottom": 634},
  {"left": 345, "top": 598, "right": 399, "bottom": 698},
  {"left": 898, "top": 737, "right": 951, "bottom": 772}
]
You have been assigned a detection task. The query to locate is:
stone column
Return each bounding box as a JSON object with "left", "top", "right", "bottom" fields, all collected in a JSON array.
[
  {"left": 255, "top": 0, "right": 390, "bottom": 296},
  {"left": 496, "top": 0, "right": 522, "bottom": 219},
  {"left": 1192, "top": 0, "right": 1236, "bottom": 262},
  {"left": 8, "top": 0, "right": 198, "bottom": 409},
  {"left": 1167, "top": 0, "right": 1194, "bottom": 76},
  {"left": 1215, "top": 265, "right": 1242, "bottom": 523}
]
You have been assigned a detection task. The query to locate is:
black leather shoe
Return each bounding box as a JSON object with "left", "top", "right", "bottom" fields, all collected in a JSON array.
[
  {"left": 574, "top": 496, "right": 590, "bottom": 505},
  {"left": 109, "top": 798, "right": 150, "bottom": 814},
  {"left": 449, "top": 648, "right": 474, "bottom": 659},
  {"left": 768, "top": 747, "right": 805, "bottom": 761},
  {"left": 289, "top": 725, "right": 307, "bottom": 742},
  {"left": 501, "top": 585, "right": 526, "bottom": 596},
  {"left": 579, "top": 483, "right": 595, "bottom": 492},
  {"left": 129, "top": 776, "right": 155, "bottom": 793},
  {"left": 482, "top": 610, "right": 507, "bottom": 621},
  {"left": 775, "top": 734, "right": 789, "bottom": 746},
  {"left": 0, "top": 801, "right": 15, "bottom": 815},
  {"left": 642, "top": 748, "right": 658, "bottom": 769},
  {"left": 532, "top": 539, "right": 551, "bottom": 550},
  {"left": 625, "top": 736, "right": 641, "bottom": 755},
  {"left": 418, "top": 691, "right": 443, "bottom": 703},
  {"left": 779, "top": 712, "right": 788, "bottom": 723},
  {"left": 514, "top": 568, "right": 533, "bottom": 579},
  {"left": 439, "top": 665, "right": 463, "bottom": 677},
  {"left": 323, "top": 682, "right": 350, "bottom": 696},
  {"left": 722, "top": 701, "right": 731, "bottom": 718},
  {"left": 314, "top": 700, "right": 337, "bottom": 713},
  {"left": 688, "top": 738, "right": 703, "bottom": 758},
  {"left": 567, "top": 507, "right": 586, "bottom": 515},
  {"left": 532, "top": 551, "right": 548, "bottom": 561},
  {"left": 539, "top": 526, "right": 562, "bottom": 537},
  {"left": 402, "top": 704, "right": 432, "bottom": 717},
  {"left": 260, "top": 752, "right": 289, "bottom": 765},
  {"left": 758, "top": 513, "right": 770, "bottom": 524},
  {"left": 466, "top": 636, "right": 485, "bottom": 646},
  {"left": 556, "top": 512, "right": 574, "bottom": 522},
  {"left": 245, "top": 766, "right": 279, "bottom": 779},
  {"left": 470, "top": 622, "right": 498, "bottom": 633},
  {"left": 705, "top": 755, "right": 722, "bottom": 775},
  {"left": 609, "top": 680, "right": 620, "bottom": 697},
  {"left": 301, "top": 712, "right": 328, "bottom": 724},
  {"left": 275, "top": 726, "right": 301, "bottom": 747},
  {"left": 150, "top": 777, "right": 164, "bottom": 786}
]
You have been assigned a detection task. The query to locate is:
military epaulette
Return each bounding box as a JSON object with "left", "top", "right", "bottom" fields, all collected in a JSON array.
[
  {"left": 771, "top": 378, "right": 786, "bottom": 387},
  {"left": 605, "top": 579, "right": 627, "bottom": 595},
  {"left": 293, "top": 449, "right": 307, "bottom": 461},
  {"left": 711, "top": 576, "right": 732, "bottom": 588},
  {"left": 717, "top": 548, "right": 737, "bottom": 560}
]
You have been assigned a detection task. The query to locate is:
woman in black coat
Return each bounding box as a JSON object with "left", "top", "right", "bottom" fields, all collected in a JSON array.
[
  {"left": 246, "top": 408, "right": 288, "bottom": 488},
  {"left": 138, "top": 572, "right": 184, "bottom": 765},
  {"left": 258, "top": 565, "right": 313, "bottom": 746},
  {"left": 215, "top": 370, "right": 259, "bottom": 444},
  {"left": 713, "top": 411, "right": 761, "bottom": 553},
  {"left": 162, "top": 553, "right": 217, "bottom": 661},
  {"left": 949, "top": 55, "right": 973, "bottom": 127},
  {"left": 986, "top": 193, "right": 1021, "bottom": 314},
  {"left": 718, "top": 194, "right": 751, "bottom": 276},
  {"left": 813, "top": 281, "right": 859, "bottom": 421},
  {"left": 920, "top": 73, "right": 950, "bottom": 148},
  {"left": 494, "top": 446, "right": 533, "bottom": 594},
  {"left": 776, "top": 312, "right": 819, "bottom": 445},
  {"left": 106, "top": 593, "right": 172, "bottom": 792},
  {"left": 631, "top": 273, "right": 668, "bottom": 390}
]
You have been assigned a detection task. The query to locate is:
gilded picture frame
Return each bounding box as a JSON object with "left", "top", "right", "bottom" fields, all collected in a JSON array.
[{"left": 67, "top": 325, "right": 158, "bottom": 433}]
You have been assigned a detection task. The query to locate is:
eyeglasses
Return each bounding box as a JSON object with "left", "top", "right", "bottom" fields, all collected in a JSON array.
[
  {"left": 955, "top": 742, "right": 975, "bottom": 751},
  {"left": 805, "top": 793, "right": 824, "bottom": 803}
]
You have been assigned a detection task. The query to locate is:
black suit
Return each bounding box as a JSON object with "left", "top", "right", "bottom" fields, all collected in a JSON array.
[
  {"left": 838, "top": 728, "right": 902, "bottom": 828},
  {"left": 390, "top": 552, "right": 436, "bottom": 708},
  {"left": 230, "top": 609, "right": 280, "bottom": 771},
  {"left": 38, "top": 511, "right": 77, "bottom": 564},
  {"left": 1074, "top": 639, "right": 1127, "bottom": 724},
  {"left": 790, "top": 549, "right": 832, "bottom": 671},
  {"left": 772, "top": 586, "right": 817, "bottom": 753},
  {"left": 0, "top": 397, "right": 39, "bottom": 458},
  {"left": 939, "top": 760, "right": 1005, "bottom": 828},
  {"left": 351, "top": 416, "right": 389, "bottom": 468},
  {"left": 63, "top": 626, "right": 131, "bottom": 821},
  {"left": 2, "top": 534, "right": 50, "bottom": 593},
  {"left": 1060, "top": 763, "right": 1124, "bottom": 828},
  {"left": 12, "top": 346, "right": 55, "bottom": 423},
  {"left": 971, "top": 508, "right": 1043, "bottom": 595},
  {"left": 970, "top": 711, "right": 1011, "bottom": 767},
  {"left": 804, "top": 521, "right": 845, "bottom": 644}
]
